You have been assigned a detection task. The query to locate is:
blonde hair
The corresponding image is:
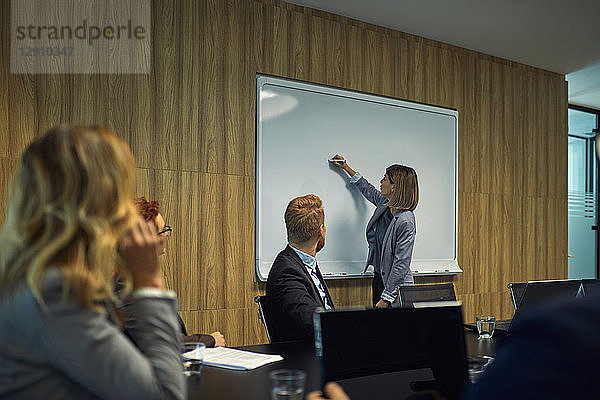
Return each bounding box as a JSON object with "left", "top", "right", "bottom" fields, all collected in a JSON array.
[
  {"left": 284, "top": 194, "right": 324, "bottom": 244},
  {"left": 0, "top": 125, "right": 138, "bottom": 310},
  {"left": 385, "top": 165, "right": 419, "bottom": 211}
]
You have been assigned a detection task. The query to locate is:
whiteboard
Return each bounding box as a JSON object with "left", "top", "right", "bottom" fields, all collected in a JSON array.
[{"left": 256, "top": 75, "right": 460, "bottom": 281}]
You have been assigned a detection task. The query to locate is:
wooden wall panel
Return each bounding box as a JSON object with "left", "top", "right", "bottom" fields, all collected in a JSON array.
[
  {"left": 0, "top": 0, "right": 568, "bottom": 345},
  {"left": 407, "top": 39, "right": 426, "bottom": 103},
  {"left": 181, "top": 309, "right": 248, "bottom": 347},
  {"left": 0, "top": 0, "right": 8, "bottom": 158},
  {"left": 0, "top": 158, "right": 17, "bottom": 226},
  {"left": 325, "top": 21, "right": 346, "bottom": 88},
  {"left": 8, "top": 75, "right": 37, "bottom": 156},
  {"left": 345, "top": 25, "right": 363, "bottom": 92}
]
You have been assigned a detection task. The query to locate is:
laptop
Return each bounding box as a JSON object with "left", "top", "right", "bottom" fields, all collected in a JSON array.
[
  {"left": 514, "top": 279, "right": 583, "bottom": 314},
  {"left": 581, "top": 278, "right": 600, "bottom": 296},
  {"left": 491, "top": 282, "right": 527, "bottom": 332},
  {"left": 466, "top": 279, "right": 584, "bottom": 333},
  {"left": 314, "top": 303, "right": 468, "bottom": 400}
]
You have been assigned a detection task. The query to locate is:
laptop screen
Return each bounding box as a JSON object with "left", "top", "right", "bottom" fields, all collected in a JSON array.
[
  {"left": 314, "top": 305, "right": 468, "bottom": 400},
  {"left": 517, "top": 280, "right": 583, "bottom": 314},
  {"left": 582, "top": 279, "right": 600, "bottom": 296}
]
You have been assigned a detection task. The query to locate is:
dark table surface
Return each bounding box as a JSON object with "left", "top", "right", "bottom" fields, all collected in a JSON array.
[{"left": 188, "top": 329, "right": 503, "bottom": 400}]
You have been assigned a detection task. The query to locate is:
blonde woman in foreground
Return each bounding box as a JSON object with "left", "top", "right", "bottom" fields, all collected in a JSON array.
[{"left": 0, "top": 126, "right": 185, "bottom": 400}]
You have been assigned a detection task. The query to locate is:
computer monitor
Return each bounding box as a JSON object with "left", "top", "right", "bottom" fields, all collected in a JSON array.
[{"left": 314, "top": 304, "right": 468, "bottom": 400}]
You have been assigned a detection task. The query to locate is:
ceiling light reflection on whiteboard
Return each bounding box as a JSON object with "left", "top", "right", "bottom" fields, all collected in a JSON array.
[{"left": 260, "top": 91, "right": 298, "bottom": 121}]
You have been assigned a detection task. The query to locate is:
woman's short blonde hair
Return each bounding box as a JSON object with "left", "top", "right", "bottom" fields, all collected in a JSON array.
[
  {"left": 385, "top": 164, "right": 419, "bottom": 211},
  {"left": 284, "top": 194, "right": 324, "bottom": 244},
  {"left": 0, "top": 125, "right": 138, "bottom": 310}
]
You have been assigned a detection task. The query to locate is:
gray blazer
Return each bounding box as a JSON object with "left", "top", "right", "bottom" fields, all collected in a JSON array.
[
  {"left": 380, "top": 210, "right": 416, "bottom": 304},
  {"left": 0, "top": 269, "right": 185, "bottom": 400},
  {"left": 350, "top": 173, "right": 392, "bottom": 272}
]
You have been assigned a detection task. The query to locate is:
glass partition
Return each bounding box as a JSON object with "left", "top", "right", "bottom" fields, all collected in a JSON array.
[{"left": 568, "top": 107, "right": 598, "bottom": 279}]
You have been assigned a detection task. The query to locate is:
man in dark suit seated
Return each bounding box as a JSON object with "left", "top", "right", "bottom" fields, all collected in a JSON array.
[{"left": 266, "top": 194, "right": 335, "bottom": 342}]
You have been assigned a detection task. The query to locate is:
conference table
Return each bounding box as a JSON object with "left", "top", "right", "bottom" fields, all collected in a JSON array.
[{"left": 187, "top": 329, "right": 502, "bottom": 400}]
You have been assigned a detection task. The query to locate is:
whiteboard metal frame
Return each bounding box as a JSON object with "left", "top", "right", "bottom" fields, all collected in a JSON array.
[{"left": 255, "top": 74, "right": 460, "bottom": 281}]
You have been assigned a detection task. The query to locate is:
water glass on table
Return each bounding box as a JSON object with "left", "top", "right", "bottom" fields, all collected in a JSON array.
[
  {"left": 182, "top": 342, "right": 206, "bottom": 376},
  {"left": 476, "top": 315, "right": 496, "bottom": 339},
  {"left": 270, "top": 369, "right": 306, "bottom": 400}
]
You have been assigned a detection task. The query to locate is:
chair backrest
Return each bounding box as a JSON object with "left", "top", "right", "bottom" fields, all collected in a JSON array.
[
  {"left": 581, "top": 278, "right": 600, "bottom": 296},
  {"left": 398, "top": 283, "right": 456, "bottom": 307},
  {"left": 507, "top": 282, "right": 527, "bottom": 310},
  {"left": 253, "top": 295, "right": 273, "bottom": 343},
  {"left": 314, "top": 304, "right": 467, "bottom": 400},
  {"left": 516, "top": 279, "right": 583, "bottom": 315}
]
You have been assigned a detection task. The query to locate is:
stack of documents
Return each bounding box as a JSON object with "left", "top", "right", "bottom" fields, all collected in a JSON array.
[{"left": 201, "top": 347, "right": 283, "bottom": 370}]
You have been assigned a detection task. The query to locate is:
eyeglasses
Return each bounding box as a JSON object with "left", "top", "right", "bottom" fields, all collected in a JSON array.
[{"left": 157, "top": 225, "right": 173, "bottom": 237}]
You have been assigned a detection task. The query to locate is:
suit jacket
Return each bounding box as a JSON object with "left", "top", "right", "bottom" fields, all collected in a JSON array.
[
  {"left": 265, "top": 245, "right": 334, "bottom": 342},
  {"left": 465, "top": 293, "right": 600, "bottom": 400},
  {"left": 350, "top": 174, "right": 393, "bottom": 272},
  {"left": 0, "top": 269, "right": 185, "bottom": 400},
  {"left": 177, "top": 314, "right": 216, "bottom": 347},
  {"left": 379, "top": 209, "right": 416, "bottom": 304},
  {"left": 116, "top": 276, "right": 216, "bottom": 348}
]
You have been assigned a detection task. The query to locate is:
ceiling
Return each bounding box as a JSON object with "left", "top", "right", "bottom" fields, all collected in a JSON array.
[{"left": 285, "top": 0, "right": 600, "bottom": 110}]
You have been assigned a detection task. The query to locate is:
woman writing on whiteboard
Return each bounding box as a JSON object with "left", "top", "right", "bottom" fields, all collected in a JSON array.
[{"left": 331, "top": 155, "right": 419, "bottom": 308}]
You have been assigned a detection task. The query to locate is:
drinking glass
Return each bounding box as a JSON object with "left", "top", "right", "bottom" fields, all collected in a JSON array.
[
  {"left": 182, "top": 342, "right": 205, "bottom": 376},
  {"left": 468, "top": 355, "right": 495, "bottom": 383},
  {"left": 270, "top": 369, "right": 306, "bottom": 400},
  {"left": 476, "top": 315, "right": 496, "bottom": 339}
]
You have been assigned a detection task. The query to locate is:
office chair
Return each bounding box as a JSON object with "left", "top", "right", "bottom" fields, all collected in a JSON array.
[
  {"left": 507, "top": 282, "right": 527, "bottom": 310},
  {"left": 398, "top": 283, "right": 456, "bottom": 307},
  {"left": 253, "top": 295, "right": 273, "bottom": 343},
  {"left": 581, "top": 278, "right": 600, "bottom": 296}
]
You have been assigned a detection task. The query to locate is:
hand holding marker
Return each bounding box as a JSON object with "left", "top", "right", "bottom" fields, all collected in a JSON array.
[
  {"left": 329, "top": 154, "right": 357, "bottom": 176},
  {"left": 328, "top": 155, "right": 346, "bottom": 165}
]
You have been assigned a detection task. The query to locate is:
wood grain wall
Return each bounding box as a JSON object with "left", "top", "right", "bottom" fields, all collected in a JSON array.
[{"left": 0, "top": 0, "right": 568, "bottom": 346}]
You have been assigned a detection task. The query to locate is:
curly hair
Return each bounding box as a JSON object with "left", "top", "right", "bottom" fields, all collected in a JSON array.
[{"left": 134, "top": 197, "right": 160, "bottom": 226}]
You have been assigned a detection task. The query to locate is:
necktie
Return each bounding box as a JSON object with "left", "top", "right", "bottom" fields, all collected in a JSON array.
[{"left": 310, "top": 269, "right": 332, "bottom": 309}]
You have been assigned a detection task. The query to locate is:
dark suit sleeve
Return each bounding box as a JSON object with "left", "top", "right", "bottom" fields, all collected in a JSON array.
[
  {"left": 271, "top": 263, "right": 322, "bottom": 340},
  {"left": 182, "top": 333, "right": 216, "bottom": 348}
]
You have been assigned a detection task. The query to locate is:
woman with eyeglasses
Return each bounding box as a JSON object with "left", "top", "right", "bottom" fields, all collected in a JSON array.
[
  {"left": 0, "top": 126, "right": 185, "bottom": 400},
  {"left": 331, "top": 155, "right": 419, "bottom": 308},
  {"left": 133, "top": 197, "right": 227, "bottom": 348}
]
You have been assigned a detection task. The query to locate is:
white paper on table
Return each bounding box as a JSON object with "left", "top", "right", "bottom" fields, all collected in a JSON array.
[{"left": 192, "top": 347, "right": 284, "bottom": 370}]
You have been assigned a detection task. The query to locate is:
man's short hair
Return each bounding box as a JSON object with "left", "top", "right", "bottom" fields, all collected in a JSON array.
[{"left": 284, "top": 194, "right": 324, "bottom": 244}]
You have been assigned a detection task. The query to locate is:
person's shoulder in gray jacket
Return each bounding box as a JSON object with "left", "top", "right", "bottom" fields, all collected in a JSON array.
[
  {"left": 0, "top": 269, "right": 184, "bottom": 400},
  {"left": 0, "top": 125, "right": 185, "bottom": 400}
]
